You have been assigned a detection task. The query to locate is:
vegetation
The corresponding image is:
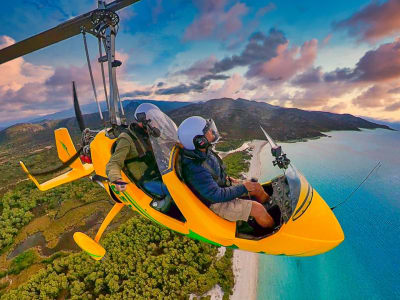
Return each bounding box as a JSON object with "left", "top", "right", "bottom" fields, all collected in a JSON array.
[
  {"left": 215, "top": 139, "right": 247, "bottom": 152},
  {"left": 223, "top": 150, "right": 252, "bottom": 178},
  {"left": 8, "top": 250, "right": 37, "bottom": 275},
  {"left": 2, "top": 216, "right": 234, "bottom": 299},
  {"left": 0, "top": 179, "right": 106, "bottom": 253},
  {"left": 0, "top": 125, "right": 237, "bottom": 298}
]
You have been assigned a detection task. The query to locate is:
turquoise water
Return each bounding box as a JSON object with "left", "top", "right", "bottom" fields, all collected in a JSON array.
[{"left": 257, "top": 129, "right": 400, "bottom": 300}]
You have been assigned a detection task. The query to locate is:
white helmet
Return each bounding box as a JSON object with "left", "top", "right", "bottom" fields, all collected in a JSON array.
[
  {"left": 134, "top": 103, "right": 160, "bottom": 122},
  {"left": 178, "top": 116, "right": 220, "bottom": 150}
]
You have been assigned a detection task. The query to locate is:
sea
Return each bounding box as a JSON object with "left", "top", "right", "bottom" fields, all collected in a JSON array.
[{"left": 256, "top": 128, "right": 400, "bottom": 300}]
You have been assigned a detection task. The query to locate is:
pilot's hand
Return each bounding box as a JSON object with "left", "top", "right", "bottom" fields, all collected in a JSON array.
[
  {"left": 228, "top": 176, "right": 241, "bottom": 184},
  {"left": 243, "top": 181, "right": 262, "bottom": 193},
  {"left": 113, "top": 180, "right": 127, "bottom": 192},
  {"left": 243, "top": 181, "right": 269, "bottom": 204}
]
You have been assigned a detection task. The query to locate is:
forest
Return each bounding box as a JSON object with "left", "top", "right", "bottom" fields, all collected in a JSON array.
[{"left": 0, "top": 137, "right": 250, "bottom": 298}]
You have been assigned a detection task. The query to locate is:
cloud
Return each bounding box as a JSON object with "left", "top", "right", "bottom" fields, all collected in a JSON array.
[
  {"left": 294, "top": 38, "right": 400, "bottom": 85},
  {"left": 121, "top": 90, "right": 152, "bottom": 98},
  {"left": 322, "top": 102, "right": 348, "bottom": 113},
  {"left": 212, "top": 29, "right": 287, "bottom": 73},
  {"left": 385, "top": 101, "right": 400, "bottom": 111},
  {"left": 177, "top": 55, "right": 217, "bottom": 80},
  {"left": 199, "top": 74, "right": 229, "bottom": 83},
  {"left": 255, "top": 3, "right": 276, "bottom": 18},
  {"left": 334, "top": 0, "right": 400, "bottom": 43},
  {"left": 155, "top": 82, "right": 207, "bottom": 95},
  {"left": 352, "top": 84, "right": 390, "bottom": 108},
  {"left": 184, "top": 0, "right": 248, "bottom": 41},
  {"left": 353, "top": 38, "right": 400, "bottom": 81},
  {"left": 246, "top": 38, "right": 318, "bottom": 84},
  {"left": 0, "top": 38, "right": 150, "bottom": 124}
]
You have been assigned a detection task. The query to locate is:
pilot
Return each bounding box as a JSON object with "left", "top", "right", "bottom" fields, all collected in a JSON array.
[
  {"left": 106, "top": 103, "right": 170, "bottom": 207},
  {"left": 178, "top": 116, "right": 275, "bottom": 229}
]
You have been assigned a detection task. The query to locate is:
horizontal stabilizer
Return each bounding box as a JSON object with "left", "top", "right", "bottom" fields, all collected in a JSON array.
[
  {"left": 20, "top": 127, "right": 93, "bottom": 191},
  {"left": 20, "top": 161, "right": 93, "bottom": 191}
]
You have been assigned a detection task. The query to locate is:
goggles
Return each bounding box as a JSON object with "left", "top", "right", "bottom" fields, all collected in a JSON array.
[{"left": 203, "top": 119, "right": 220, "bottom": 144}]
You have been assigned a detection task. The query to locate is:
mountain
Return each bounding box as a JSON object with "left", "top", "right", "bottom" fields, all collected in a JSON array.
[
  {"left": 168, "top": 98, "right": 392, "bottom": 141},
  {"left": 28, "top": 99, "right": 191, "bottom": 124},
  {"left": 0, "top": 98, "right": 392, "bottom": 147}
]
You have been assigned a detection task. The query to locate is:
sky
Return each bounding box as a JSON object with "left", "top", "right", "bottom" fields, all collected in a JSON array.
[{"left": 1, "top": 0, "right": 400, "bottom": 127}]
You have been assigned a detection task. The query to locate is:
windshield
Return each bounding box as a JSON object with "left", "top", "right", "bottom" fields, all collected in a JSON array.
[
  {"left": 285, "top": 164, "right": 302, "bottom": 210},
  {"left": 146, "top": 109, "right": 179, "bottom": 174}
]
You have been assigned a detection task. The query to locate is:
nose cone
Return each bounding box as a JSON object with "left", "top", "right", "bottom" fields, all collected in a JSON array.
[{"left": 282, "top": 185, "right": 344, "bottom": 256}]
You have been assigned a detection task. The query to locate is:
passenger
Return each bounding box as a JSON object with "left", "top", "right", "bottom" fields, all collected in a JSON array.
[
  {"left": 106, "top": 103, "right": 169, "bottom": 201},
  {"left": 178, "top": 116, "right": 275, "bottom": 229}
]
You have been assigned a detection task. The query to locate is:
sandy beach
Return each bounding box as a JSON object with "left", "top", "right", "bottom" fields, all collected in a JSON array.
[
  {"left": 191, "top": 140, "right": 266, "bottom": 300},
  {"left": 230, "top": 140, "right": 266, "bottom": 300},
  {"left": 190, "top": 140, "right": 266, "bottom": 300}
]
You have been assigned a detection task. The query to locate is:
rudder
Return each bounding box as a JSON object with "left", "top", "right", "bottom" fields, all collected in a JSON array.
[{"left": 55, "top": 128, "right": 83, "bottom": 170}]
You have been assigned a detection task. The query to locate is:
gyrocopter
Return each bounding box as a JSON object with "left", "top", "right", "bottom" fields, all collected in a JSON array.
[{"left": 0, "top": 0, "right": 344, "bottom": 260}]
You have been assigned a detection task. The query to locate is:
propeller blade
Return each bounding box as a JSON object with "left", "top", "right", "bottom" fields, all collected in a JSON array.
[
  {"left": 260, "top": 126, "right": 279, "bottom": 149},
  {"left": 72, "top": 82, "right": 86, "bottom": 132},
  {"left": 0, "top": 0, "right": 142, "bottom": 65}
]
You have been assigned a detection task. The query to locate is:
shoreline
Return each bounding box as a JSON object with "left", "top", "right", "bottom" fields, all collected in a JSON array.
[
  {"left": 230, "top": 140, "right": 266, "bottom": 300},
  {"left": 191, "top": 140, "right": 266, "bottom": 300}
]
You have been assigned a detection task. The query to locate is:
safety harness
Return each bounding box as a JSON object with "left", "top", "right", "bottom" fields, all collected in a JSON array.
[
  {"left": 181, "top": 148, "right": 231, "bottom": 207},
  {"left": 111, "top": 124, "right": 160, "bottom": 184}
]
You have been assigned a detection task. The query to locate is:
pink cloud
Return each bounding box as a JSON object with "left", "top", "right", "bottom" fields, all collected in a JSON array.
[
  {"left": 256, "top": 3, "right": 276, "bottom": 18},
  {"left": 322, "top": 102, "right": 348, "bottom": 113},
  {"left": 246, "top": 39, "right": 318, "bottom": 84},
  {"left": 184, "top": 0, "right": 248, "bottom": 41},
  {"left": 177, "top": 55, "right": 217, "bottom": 79},
  {"left": 385, "top": 101, "right": 400, "bottom": 111},
  {"left": 352, "top": 84, "right": 394, "bottom": 108},
  {"left": 355, "top": 38, "right": 400, "bottom": 82},
  {"left": 334, "top": 0, "right": 400, "bottom": 43},
  {"left": 199, "top": 73, "right": 246, "bottom": 100}
]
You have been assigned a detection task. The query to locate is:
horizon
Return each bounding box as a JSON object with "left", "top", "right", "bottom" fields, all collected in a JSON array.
[
  {"left": 1, "top": 97, "right": 399, "bottom": 130},
  {"left": 1, "top": 0, "right": 400, "bottom": 126}
]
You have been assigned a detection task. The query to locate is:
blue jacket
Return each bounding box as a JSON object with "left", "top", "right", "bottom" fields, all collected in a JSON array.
[{"left": 181, "top": 148, "right": 247, "bottom": 206}]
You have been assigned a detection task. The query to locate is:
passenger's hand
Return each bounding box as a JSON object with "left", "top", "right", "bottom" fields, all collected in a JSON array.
[{"left": 113, "top": 180, "right": 127, "bottom": 192}]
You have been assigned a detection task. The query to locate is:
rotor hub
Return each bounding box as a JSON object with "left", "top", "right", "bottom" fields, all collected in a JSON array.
[{"left": 91, "top": 9, "right": 119, "bottom": 34}]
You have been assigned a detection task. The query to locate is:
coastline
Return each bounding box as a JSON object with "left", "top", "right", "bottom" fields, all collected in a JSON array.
[
  {"left": 191, "top": 140, "right": 266, "bottom": 300},
  {"left": 230, "top": 140, "right": 266, "bottom": 300}
]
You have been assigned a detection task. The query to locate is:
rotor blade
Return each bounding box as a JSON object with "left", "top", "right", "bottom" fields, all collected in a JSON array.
[
  {"left": 260, "top": 126, "right": 279, "bottom": 149},
  {"left": 0, "top": 0, "right": 142, "bottom": 65},
  {"left": 0, "top": 11, "right": 94, "bottom": 65},
  {"left": 73, "top": 82, "right": 86, "bottom": 132}
]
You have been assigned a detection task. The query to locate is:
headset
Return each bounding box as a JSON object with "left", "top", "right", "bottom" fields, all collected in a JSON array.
[{"left": 193, "top": 135, "right": 210, "bottom": 149}]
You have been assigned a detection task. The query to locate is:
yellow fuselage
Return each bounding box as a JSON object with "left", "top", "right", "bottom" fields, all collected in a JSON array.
[{"left": 91, "top": 130, "right": 344, "bottom": 256}]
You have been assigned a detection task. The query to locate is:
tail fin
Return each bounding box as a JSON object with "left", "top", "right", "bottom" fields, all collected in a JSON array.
[
  {"left": 20, "top": 128, "right": 94, "bottom": 191},
  {"left": 55, "top": 128, "right": 84, "bottom": 170}
]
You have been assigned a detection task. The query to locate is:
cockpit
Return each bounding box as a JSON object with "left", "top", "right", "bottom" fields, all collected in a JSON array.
[{"left": 140, "top": 108, "right": 304, "bottom": 240}]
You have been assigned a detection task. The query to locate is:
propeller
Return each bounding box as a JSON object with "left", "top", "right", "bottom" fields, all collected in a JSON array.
[
  {"left": 260, "top": 126, "right": 290, "bottom": 169},
  {"left": 30, "top": 82, "right": 86, "bottom": 176},
  {"left": 72, "top": 81, "right": 86, "bottom": 132}
]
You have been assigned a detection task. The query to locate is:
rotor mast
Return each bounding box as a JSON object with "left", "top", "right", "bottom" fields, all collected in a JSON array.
[{"left": 96, "top": 0, "right": 125, "bottom": 127}]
